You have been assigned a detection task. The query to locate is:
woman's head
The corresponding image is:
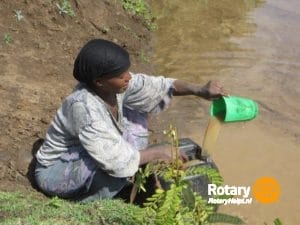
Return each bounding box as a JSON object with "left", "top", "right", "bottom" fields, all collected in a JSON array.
[{"left": 73, "top": 39, "right": 131, "bottom": 86}]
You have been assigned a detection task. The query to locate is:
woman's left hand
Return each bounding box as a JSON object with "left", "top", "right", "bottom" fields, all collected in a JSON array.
[
  {"left": 197, "top": 80, "right": 228, "bottom": 100},
  {"left": 172, "top": 79, "right": 227, "bottom": 100}
]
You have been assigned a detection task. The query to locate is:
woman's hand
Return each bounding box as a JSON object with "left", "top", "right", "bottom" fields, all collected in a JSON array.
[
  {"left": 198, "top": 80, "right": 228, "bottom": 101},
  {"left": 139, "top": 143, "right": 188, "bottom": 165},
  {"left": 157, "top": 144, "right": 188, "bottom": 163},
  {"left": 172, "top": 80, "right": 227, "bottom": 101}
]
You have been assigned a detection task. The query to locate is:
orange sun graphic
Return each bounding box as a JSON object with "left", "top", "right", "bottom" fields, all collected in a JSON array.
[{"left": 252, "top": 177, "right": 280, "bottom": 204}]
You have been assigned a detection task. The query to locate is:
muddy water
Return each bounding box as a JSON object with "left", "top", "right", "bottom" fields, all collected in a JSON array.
[
  {"left": 202, "top": 116, "right": 222, "bottom": 157},
  {"left": 149, "top": 0, "right": 300, "bottom": 224}
]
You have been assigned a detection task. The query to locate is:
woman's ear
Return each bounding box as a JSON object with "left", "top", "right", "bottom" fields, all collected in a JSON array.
[{"left": 93, "top": 78, "right": 103, "bottom": 87}]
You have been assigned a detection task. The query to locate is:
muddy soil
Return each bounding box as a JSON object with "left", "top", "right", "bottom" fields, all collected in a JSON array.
[{"left": 0, "top": 0, "right": 154, "bottom": 192}]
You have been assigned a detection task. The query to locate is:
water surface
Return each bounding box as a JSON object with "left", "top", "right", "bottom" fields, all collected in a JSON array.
[{"left": 149, "top": 0, "right": 300, "bottom": 224}]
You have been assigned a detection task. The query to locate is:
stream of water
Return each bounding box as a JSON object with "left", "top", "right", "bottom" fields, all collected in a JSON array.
[{"left": 149, "top": 0, "right": 300, "bottom": 224}]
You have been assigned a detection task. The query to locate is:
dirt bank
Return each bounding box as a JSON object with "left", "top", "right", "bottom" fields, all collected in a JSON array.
[{"left": 0, "top": 0, "right": 154, "bottom": 192}]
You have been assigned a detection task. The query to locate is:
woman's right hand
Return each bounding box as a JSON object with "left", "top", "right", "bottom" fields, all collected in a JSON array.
[{"left": 139, "top": 143, "right": 188, "bottom": 165}]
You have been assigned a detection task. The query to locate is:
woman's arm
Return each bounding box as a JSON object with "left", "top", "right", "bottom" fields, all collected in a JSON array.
[
  {"left": 172, "top": 80, "right": 228, "bottom": 100},
  {"left": 123, "top": 73, "right": 175, "bottom": 112}
]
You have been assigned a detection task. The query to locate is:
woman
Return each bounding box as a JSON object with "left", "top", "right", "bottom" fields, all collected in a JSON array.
[{"left": 35, "top": 39, "right": 227, "bottom": 202}]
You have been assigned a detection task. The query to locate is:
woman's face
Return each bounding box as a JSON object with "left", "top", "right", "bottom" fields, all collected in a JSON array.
[{"left": 95, "top": 71, "right": 132, "bottom": 94}]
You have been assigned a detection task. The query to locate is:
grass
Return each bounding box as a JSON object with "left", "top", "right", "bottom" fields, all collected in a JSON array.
[
  {"left": 119, "top": 0, "right": 157, "bottom": 31},
  {"left": 0, "top": 189, "right": 285, "bottom": 225},
  {"left": 0, "top": 191, "right": 141, "bottom": 225},
  {"left": 56, "top": 0, "right": 75, "bottom": 17},
  {"left": 3, "top": 33, "right": 13, "bottom": 45}
]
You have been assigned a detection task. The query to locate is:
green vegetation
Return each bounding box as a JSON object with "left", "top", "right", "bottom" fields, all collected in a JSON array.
[
  {"left": 119, "top": 0, "right": 157, "bottom": 31},
  {"left": 0, "top": 125, "right": 242, "bottom": 225},
  {"left": 0, "top": 191, "right": 284, "bottom": 225},
  {"left": 273, "top": 218, "right": 283, "bottom": 225},
  {"left": 0, "top": 125, "right": 283, "bottom": 225},
  {"left": 3, "top": 33, "right": 13, "bottom": 45},
  {"left": 264, "top": 218, "right": 284, "bottom": 225},
  {"left": 0, "top": 192, "right": 141, "bottom": 225},
  {"left": 56, "top": 0, "right": 75, "bottom": 17},
  {"left": 133, "top": 125, "right": 244, "bottom": 225}
]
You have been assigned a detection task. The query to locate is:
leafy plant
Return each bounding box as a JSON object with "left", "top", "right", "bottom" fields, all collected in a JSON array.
[
  {"left": 264, "top": 218, "right": 284, "bottom": 225},
  {"left": 119, "top": 0, "right": 157, "bottom": 31},
  {"left": 56, "top": 0, "right": 75, "bottom": 17},
  {"left": 3, "top": 33, "right": 13, "bottom": 44},
  {"left": 134, "top": 125, "right": 244, "bottom": 224},
  {"left": 273, "top": 218, "right": 283, "bottom": 225}
]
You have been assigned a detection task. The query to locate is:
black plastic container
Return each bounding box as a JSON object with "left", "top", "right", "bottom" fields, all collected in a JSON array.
[{"left": 160, "top": 138, "right": 218, "bottom": 199}]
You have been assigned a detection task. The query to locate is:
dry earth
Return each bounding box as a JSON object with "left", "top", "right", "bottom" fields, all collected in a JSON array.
[{"left": 0, "top": 0, "right": 154, "bottom": 192}]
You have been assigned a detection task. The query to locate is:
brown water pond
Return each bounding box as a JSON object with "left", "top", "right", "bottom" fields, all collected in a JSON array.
[{"left": 149, "top": 0, "right": 300, "bottom": 224}]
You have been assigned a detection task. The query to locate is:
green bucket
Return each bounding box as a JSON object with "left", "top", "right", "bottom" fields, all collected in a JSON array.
[{"left": 210, "top": 96, "right": 259, "bottom": 122}]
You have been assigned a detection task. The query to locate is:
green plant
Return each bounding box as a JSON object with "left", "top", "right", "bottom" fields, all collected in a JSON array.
[
  {"left": 14, "top": 10, "right": 24, "bottom": 21},
  {"left": 119, "top": 0, "right": 157, "bottom": 31},
  {"left": 56, "top": 0, "right": 75, "bottom": 17},
  {"left": 134, "top": 125, "right": 244, "bottom": 224},
  {"left": 273, "top": 218, "right": 283, "bottom": 225},
  {"left": 0, "top": 191, "right": 142, "bottom": 225},
  {"left": 3, "top": 33, "right": 13, "bottom": 44},
  {"left": 264, "top": 218, "right": 284, "bottom": 225}
]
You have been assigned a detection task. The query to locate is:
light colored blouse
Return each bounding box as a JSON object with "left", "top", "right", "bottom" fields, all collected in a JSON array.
[{"left": 36, "top": 73, "right": 175, "bottom": 178}]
